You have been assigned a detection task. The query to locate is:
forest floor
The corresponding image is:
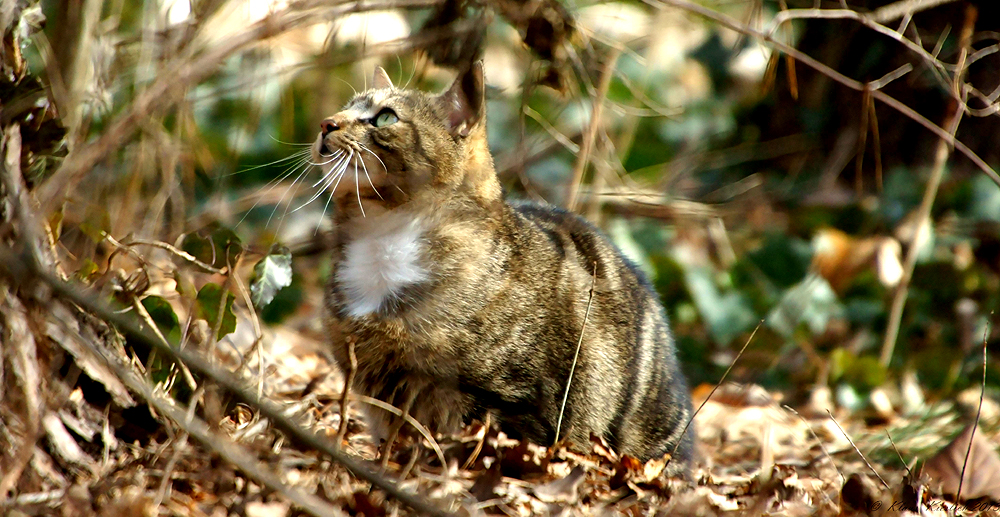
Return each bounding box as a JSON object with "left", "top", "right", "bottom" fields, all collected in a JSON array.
[{"left": 3, "top": 253, "right": 999, "bottom": 517}]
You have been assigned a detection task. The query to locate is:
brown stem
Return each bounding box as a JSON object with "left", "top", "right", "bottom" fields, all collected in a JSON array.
[
  {"left": 336, "top": 336, "right": 357, "bottom": 447},
  {"left": 565, "top": 48, "right": 621, "bottom": 212},
  {"left": 880, "top": 3, "right": 976, "bottom": 367}
]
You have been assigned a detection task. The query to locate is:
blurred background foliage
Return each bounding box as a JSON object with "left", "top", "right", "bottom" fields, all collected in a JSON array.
[{"left": 10, "top": 0, "right": 1000, "bottom": 415}]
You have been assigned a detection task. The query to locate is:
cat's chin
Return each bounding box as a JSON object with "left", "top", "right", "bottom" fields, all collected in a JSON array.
[{"left": 330, "top": 185, "right": 409, "bottom": 219}]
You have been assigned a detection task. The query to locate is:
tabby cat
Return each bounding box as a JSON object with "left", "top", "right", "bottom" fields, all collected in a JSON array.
[{"left": 313, "top": 62, "right": 694, "bottom": 473}]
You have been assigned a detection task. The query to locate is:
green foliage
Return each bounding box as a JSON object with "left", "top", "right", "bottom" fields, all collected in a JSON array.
[
  {"left": 141, "top": 295, "right": 181, "bottom": 344},
  {"left": 196, "top": 284, "right": 237, "bottom": 341},
  {"left": 181, "top": 224, "right": 244, "bottom": 269},
  {"left": 830, "top": 349, "right": 887, "bottom": 393}
]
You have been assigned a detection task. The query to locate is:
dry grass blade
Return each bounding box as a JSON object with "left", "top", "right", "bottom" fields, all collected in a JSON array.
[
  {"left": 354, "top": 395, "right": 448, "bottom": 472},
  {"left": 957, "top": 316, "right": 991, "bottom": 502},
  {"left": 667, "top": 320, "right": 762, "bottom": 468},
  {"left": 826, "top": 410, "right": 890, "bottom": 491},
  {"left": 554, "top": 262, "right": 597, "bottom": 445}
]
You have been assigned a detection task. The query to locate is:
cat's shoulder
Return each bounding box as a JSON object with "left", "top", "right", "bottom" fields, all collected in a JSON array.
[{"left": 507, "top": 199, "right": 599, "bottom": 233}]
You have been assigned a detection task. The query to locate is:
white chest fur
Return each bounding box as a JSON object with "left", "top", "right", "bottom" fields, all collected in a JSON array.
[{"left": 336, "top": 215, "right": 429, "bottom": 318}]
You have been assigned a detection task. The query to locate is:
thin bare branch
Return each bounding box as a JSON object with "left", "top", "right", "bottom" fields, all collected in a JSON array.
[
  {"left": 336, "top": 336, "right": 357, "bottom": 447},
  {"left": 37, "top": 0, "right": 446, "bottom": 213},
  {"left": 871, "top": 0, "right": 961, "bottom": 23},
  {"left": 650, "top": 0, "right": 1000, "bottom": 188},
  {"left": 880, "top": 3, "right": 976, "bottom": 366},
  {"left": 566, "top": 49, "right": 620, "bottom": 212}
]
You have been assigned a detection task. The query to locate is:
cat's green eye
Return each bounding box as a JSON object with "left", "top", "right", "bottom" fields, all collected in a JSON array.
[{"left": 373, "top": 109, "right": 398, "bottom": 127}]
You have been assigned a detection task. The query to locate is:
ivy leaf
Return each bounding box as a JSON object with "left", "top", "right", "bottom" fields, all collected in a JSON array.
[
  {"left": 75, "top": 258, "right": 100, "bottom": 283},
  {"left": 250, "top": 245, "right": 293, "bottom": 310},
  {"left": 196, "top": 284, "right": 236, "bottom": 340},
  {"left": 141, "top": 295, "right": 181, "bottom": 344},
  {"left": 180, "top": 223, "right": 243, "bottom": 269}
]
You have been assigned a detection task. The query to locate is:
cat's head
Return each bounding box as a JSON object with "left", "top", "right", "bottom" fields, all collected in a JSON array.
[{"left": 312, "top": 61, "right": 499, "bottom": 217}]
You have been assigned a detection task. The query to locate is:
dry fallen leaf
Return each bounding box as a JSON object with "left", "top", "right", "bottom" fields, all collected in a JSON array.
[
  {"left": 694, "top": 382, "right": 777, "bottom": 408},
  {"left": 923, "top": 424, "right": 1000, "bottom": 502},
  {"left": 811, "top": 228, "right": 902, "bottom": 292},
  {"left": 533, "top": 465, "right": 586, "bottom": 504},
  {"left": 841, "top": 473, "right": 889, "bottom": 515},
  {"left": 589, "top": 433, "right": 618, "bottom": 464}
]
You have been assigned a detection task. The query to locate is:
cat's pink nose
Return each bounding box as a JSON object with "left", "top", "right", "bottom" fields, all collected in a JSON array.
[{"left": 321, "top": 118, "right": 340, "bottom": 135}]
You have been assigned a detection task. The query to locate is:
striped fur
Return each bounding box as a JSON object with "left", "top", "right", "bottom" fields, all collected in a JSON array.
[{"left": 316, "top": 63, "right": 694, "bottom": 472}]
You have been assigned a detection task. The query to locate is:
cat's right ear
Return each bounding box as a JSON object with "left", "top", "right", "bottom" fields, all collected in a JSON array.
[
  {"left": 373, "top": 66, "right": 394, "bottom": 89},
  {"left": 437, "top": 61, "right": 485, "bottom": 138}
]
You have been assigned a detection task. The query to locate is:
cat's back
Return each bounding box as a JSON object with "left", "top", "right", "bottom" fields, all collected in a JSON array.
[{"left": 487, "top": 200, "right": 694, "bottom": 468}]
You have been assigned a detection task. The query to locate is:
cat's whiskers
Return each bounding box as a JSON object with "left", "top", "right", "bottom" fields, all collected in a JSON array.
[
  {"left": 354, "top": 158, "right": 366, "bottom": 218},
  {"left": 326, "top": 150, "right": 351, "bottom": 200},
  {"left": 237, "top": 150, "right": 314, "bottom": 228},
  {"left": 266, "top": 156, "right": 318, "bottom": 229},
  {"left": 358, "top": 144, "right": 389, "bottom": 173},
  {"left": 356, "top": 148, "right": 384, "bottom": 201},
  {"left": 229, "top": 148, "right": 309, "bottom": 179},
  {"left": 317, "top": 176, "right": 339, "bottom": 234},
  {"left": 308, "top": 150, "right": 347, "bottom": 189},
  {"left": 267, "top": 146, "right": 349, "bottom": 227},
  {"left": 293, "top": 150, "right": 350, "bottom": 212}
]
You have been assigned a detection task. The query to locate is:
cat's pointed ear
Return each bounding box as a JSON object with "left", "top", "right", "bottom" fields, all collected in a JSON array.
[
  {"left": 372, "top": 66, "right": 394, "bottom": 89},
  {"left": 438, "top": 61, "right": 485, "bottom": 138}
]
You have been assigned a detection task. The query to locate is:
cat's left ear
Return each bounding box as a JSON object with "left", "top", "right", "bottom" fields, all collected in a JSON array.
[
  {"left": 373, "top": 66, "right": 394, "bottom": 89},
  {"left": 438, "top": 61, "right": 485, "bottom": 138}
]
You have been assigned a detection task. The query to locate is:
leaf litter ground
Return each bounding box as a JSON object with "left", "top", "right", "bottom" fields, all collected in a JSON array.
[{"left": 4, "top": 251, "right": 1000, "bottom": 516}]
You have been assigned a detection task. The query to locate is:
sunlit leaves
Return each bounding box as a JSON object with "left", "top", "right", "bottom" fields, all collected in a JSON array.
[{"left": 250, "top": 245, "right": 293, "bottom": 310}]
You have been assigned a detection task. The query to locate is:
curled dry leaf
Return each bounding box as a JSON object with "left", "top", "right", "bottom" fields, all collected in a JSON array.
[
  {"left": 923, "top": 424, "right": 1000, "bottom": 502},
  {"left": 533, "top": 465, "right": 586, "bottom": 504},
  {"left": 42, "top": 412, "right": 96, "bottom": 474},
  {"left": 589, "top": 433, "right": 618, "bottom": 464},
  {"left": 811, "top": 228, "right": 902, "bottom": 292}
]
